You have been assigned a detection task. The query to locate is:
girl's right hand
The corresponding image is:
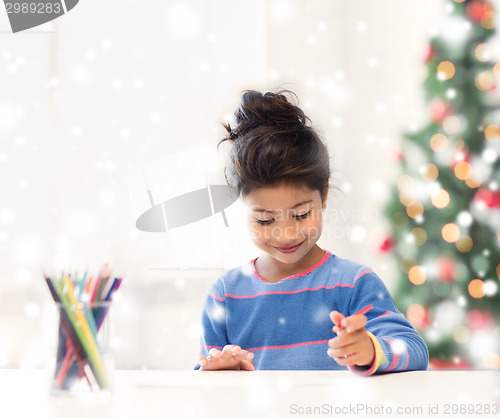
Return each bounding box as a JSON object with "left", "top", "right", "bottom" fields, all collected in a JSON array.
[{"left": 199, "top": 345, "right": 255, "bottom": 371}]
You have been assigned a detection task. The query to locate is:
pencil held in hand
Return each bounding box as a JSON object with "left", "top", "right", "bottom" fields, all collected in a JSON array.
[{"left": 336, "top": 305, "right": 373, "bottom": 331}]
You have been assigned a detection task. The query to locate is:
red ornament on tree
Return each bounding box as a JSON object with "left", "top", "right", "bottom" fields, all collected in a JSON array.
[
  {"left": 429, "top": 99, "right": 450, "bottom": 123},
  {"left": 429, "top": 358, "right": 472, "bottom": 370},
  {"left": 378, "top": 236, "right": 395, "bottom": 253},
  {"left": 466, "top": 309, "right": 495, "bottom": 330},
  {"left": 470, "top": 188, "right": 500, "bottom": 230},
  {"left": 406, "top": 304, "right": 429, "bottom": 329},
  {"left": 436, "top": 258, "right": 456, "bottom": 282},
  {"left": 391, "top": 147, "right": 403, "bottom": 162},
  {"left": 466, "top": 1, "right": 487, "bottom": 23},
  {"left": 473, "top": 188, "right": 500, "bottom": 208},
  {"left": 425, "top": 45, "right": 434, "bottom": 63}
]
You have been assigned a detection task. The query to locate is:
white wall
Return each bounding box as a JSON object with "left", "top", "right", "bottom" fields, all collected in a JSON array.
[{"left": 0, "top": 0, "right": 498, "bottom": 369}]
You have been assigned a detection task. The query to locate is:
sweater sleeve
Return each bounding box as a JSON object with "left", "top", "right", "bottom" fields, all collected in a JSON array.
[
  {"left": 194, "top": 281, "right": 229, "bottom": 370},
  {"left": 346, "top": 269, "right": 429, "bottom": 376}
]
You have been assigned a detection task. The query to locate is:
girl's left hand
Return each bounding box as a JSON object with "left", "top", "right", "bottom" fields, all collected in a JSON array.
[
  {"left": 199, "top": 345, "right": 255, "bottom": 371},
  {"left": 327, "top": 311, "right": 375, "bottom": 367}
]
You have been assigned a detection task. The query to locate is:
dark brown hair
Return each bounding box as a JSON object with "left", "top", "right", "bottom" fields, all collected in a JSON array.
[{"left": 217, "top": 89, "right": 331, "bottom": 200}]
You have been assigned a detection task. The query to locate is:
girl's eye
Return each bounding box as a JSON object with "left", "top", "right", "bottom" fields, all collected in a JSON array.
[
  {"left": 256, "top": 211, "right": 311, "bottom": 225},
  {"left": 294, "top": 211, "right": 311, "bottom": 221}
]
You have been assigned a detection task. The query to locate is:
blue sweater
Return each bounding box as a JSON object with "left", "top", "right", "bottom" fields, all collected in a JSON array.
[{"left": 197, "top": 250, "right": 428, "bottom": 374}]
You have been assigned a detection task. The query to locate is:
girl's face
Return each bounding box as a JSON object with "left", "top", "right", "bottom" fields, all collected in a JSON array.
[{"left": 242, "top": 183, "right": 327, "bottom": 265}]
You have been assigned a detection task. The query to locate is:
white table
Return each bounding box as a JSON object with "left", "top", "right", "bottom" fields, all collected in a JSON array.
[{"left": 2, "top": 369, "right": 499, "bottom": 418}]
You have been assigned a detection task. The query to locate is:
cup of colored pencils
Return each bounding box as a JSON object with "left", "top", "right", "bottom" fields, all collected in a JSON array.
[{"left": 44, "top": 266, "right": 123, "bottom": 394}]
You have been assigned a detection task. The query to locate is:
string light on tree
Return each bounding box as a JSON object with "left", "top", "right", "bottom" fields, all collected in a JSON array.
[
  {"left": 409, "top": 265, "right": 427, "bottom": 285},
  {"left": 437, "top": 60, "right": 456, "bottom": 80},
  {"left": 443, "top": 115, "right": 462, "bottom": 134}
]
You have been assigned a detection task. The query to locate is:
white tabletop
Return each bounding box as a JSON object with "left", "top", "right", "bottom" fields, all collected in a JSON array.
[{"left": 2, "top": 369, "right": 499, "bottom": 418}]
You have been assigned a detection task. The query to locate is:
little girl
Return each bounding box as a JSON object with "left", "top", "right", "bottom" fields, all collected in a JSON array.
[{"left": 196, "top": 89, "right": 428, "bottom": 375}]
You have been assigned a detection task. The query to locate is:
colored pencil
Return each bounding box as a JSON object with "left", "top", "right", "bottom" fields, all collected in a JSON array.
[
  {"left": 43, "top": 267, "right": 123, "bottom": 391},
  {"left": 336, "top": 305, "right": 373, "bottom": 331},
  {"left": 63, "top": 276, "right": 108, "bottom": 387},
  {"left": 44, "top": 276, "right": 93, "bottom": 387}
]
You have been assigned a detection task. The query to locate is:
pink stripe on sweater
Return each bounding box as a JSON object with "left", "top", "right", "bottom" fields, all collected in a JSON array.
[
  {"left": 209, "top": 269, "right": 374, "bottom": 301},
  {"left": 246, "top": 339, "right": 330, "bottom": 352},
  {"left": 354, "top": 269, "right": 374, "bottom": 281},
  {"left": 225, "top": 283, "right": 356, "bottom": 299},
  {"left": 251, "top": 250, "right": 331, "bottom": 283},
  {"left": 403, "top": 344, "right": 410, "bottom": 371},
  {"left": 208, "top": 292, "right": 225, "bottom": 302},
  {"left": 383, "top": 338, "right": 399, "bottom": 372}
]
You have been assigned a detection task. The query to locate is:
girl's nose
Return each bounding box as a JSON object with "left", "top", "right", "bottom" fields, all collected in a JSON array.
[{"left": 280, "top": 223, "right": 299, "bottom": 242}]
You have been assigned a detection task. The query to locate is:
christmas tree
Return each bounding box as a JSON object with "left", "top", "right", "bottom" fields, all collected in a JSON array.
[{"left": 384, "top": 0, "right": 500, "bottom": 370}]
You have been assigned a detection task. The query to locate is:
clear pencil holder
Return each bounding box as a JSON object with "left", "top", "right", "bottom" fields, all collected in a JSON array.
[{"left": 50, "top": 301, "right": 114, "bottom": 396}]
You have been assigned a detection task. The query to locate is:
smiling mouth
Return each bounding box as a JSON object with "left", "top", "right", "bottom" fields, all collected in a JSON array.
[{"left": 275, "top": 241, "right": 304, "bottom": 253}]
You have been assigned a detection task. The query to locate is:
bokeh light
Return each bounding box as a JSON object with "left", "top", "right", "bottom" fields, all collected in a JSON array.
[
  {"left": 466, "top": 309, "right": 494, "bottom": 329},
  {"left": 442, "top": 223, "right": 460, "bottom": 242},
  {"left": 457, "top": 210, "right": 473, "bottom": 227},
  {"left": 411, "top": 227, "right": 428, "bottom": 246},
  {"left": 475, "top": 70, "right": 494, "bottom": 90},
  {"left": 406, "top": 201, "right": 424, "bottom": 219},
  {"left": 443, "top": 115, "right": 461, "bottom": 134},
  {"left": 453, "top": 325, "right": 471, "bottom": 343},
  {"left": 454, "top": 161, "right": 472, "bottom": 180},
  {"left": 407, "top": 304, "right": 428, "bottom": 328},
  {"left": 397, "top": 174, "right": 414, "bottom": 191},
  {"left": 480, "top": 7, "right": 495, "bottom": 30},
  {"left": 420, "top": 163, "right": 439, "bottom": 181},
  {"left": 483, "top": 352, "right": 500, "bottom": 370},
  {"left": 455, "top": 138, "right": 466, "bottom": 153},
  {"left": 494, "top": 63, "right": 500, "bottom": 80},
  {"left": 472, "top": 255, "right": 489, "bottom": 275},
  {"left": 391, "top": 212, "right": 408, "bottom": 229},
  {"left": 474, "top": 43, "right": 491, "bottom": 62},
  {"left": 429, "top": 99, "right": 448, "bottom": 122},
  {"left": 468, "top": 279, "right": 485, "bottom": 298},
  {"left": 465, "top": 176, "right": 482, "bottom": 188},
  {"left": 456, "top": 235, "right": 473, "bottom": 252},
  {"left": 454, "top": 150, "right": 467, "bottom": 163},
  {"left": 483, "top": 280, "right": 498, "bottom": 296},
  {"left": 431, "top": 189, "right": 450, "bottom": 208},
  {"left": 399, "top": 192, "right": 415, "bottom": 206},
  {"left": 409, "top": 265, "right": 427, "bottom": 285},
  {"left": 430, "top": 133, "right": 448, "bottom": 152},
  {"left": 437, "top": 60, "right": 455, "bottom": 80},
  {"left": 401, "top": 256, "right": 417, "bottom": 273},
  {"left": 485, "top": 124, "right": 500, "bottom": 142}
]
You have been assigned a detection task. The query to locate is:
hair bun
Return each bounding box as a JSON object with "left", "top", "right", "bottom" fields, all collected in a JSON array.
[
  {"left": 222, "top": 89, "right": 310, "bottom": 141},
  {"left": 218, "top": 88, "right": 330, "bottom": 200}
]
